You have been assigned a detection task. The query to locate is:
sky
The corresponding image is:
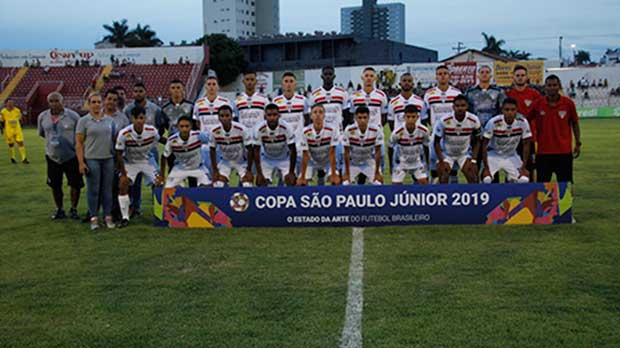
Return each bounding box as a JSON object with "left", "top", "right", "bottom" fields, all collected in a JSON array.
[{"left": 0, "top": 0, "right": 618, "bottom": 61}]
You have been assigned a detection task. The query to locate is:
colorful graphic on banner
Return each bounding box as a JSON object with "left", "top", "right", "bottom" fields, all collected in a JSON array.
[
  {"left": 446, "top": 62, "right": 477, "bottom": 90},
  {"left": 494, "top": 60, "right": 545, "bottom": 87},
  {"left": 154, "top": 183, "right": 572, "bottom": 228}
]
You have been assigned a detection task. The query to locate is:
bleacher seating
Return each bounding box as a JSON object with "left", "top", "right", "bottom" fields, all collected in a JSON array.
[
  {"left": 0, "top": 67, "right": 16, "bottom": 90},
  {"left": 12, "top": 66, "right": 100, "bottom": 97},
  {"left": 101, "top": 64, "right": 197, "bottom": 104}
]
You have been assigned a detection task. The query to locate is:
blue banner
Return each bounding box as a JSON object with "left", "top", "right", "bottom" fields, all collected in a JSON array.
[{"left": 153, "top": 183, "right": 572, "bottom": 228}]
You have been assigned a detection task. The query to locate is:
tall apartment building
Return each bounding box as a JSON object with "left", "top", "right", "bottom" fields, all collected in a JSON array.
[
  {"left": 341, "top": 0, "right": 405, "bottom": 43},
  {"left": 203, "top": 0, "right": 280, "bottom": 38}
]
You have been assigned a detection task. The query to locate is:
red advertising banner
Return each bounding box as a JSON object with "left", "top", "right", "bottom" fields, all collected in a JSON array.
[{"left": 446, "top": 62, "right": 477, "bottom": 90}]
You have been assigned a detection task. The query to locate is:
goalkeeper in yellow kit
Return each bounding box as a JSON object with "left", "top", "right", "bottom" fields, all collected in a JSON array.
[{"left": 0, "top": 98, "right": 29, "bottom": 164}]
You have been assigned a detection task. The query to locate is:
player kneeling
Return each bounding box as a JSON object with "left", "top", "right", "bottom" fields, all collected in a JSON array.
[
  {"left": 209, "top": 105, "right": 254, "bottom": 187},
  {"left": 297, "top": 104, "right": 340, "bottom": 186},
  {"left": 434, "top": 95, "right": 482, "bottom": 184},
  {"left": 481, "top": 98, "right": 532, "bottom": 183},
  {"left": 161, "top": 116, "right": 211, "bottom": 188},
  {"left": 115, "top": 107, "right": 163, "bottom": 228},
  {"left": 342, "top": 106, "right": 383, "bottom": 185},
  {"left": 254, "top": 103, "right": 297, "bottom": 186},
  {"left": 388, "top": 105, "right": 430, "bottom": 184}
]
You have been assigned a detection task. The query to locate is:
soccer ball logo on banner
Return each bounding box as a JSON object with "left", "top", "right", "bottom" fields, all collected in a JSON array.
[{"left": 230, "top": 192, "right": 250, "bottom": 212}]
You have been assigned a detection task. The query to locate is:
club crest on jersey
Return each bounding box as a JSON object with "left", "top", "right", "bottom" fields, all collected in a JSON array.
[
  {"left": 559, "top": 111, "right": 567, "bottom": 119},
  {"left": 525, "top": 99, "right": 533, "bottom": 107}
]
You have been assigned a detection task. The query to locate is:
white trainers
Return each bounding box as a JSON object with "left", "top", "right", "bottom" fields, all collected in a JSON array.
[
  {"left": 105, "top": 216, "right": 116, "bottom": 229},
  {"left": 90, "top": 217, "right": 99, "bottom": 231}
]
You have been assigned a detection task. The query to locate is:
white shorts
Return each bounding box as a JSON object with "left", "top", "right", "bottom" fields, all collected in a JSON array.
[
  {"left": 165, "top": 167, "right": 211, "bottom": 188},
  {"left": 348, "top": 161, "right": 377, "bottom": 183},
  {"left": 218, "top": 159, "right": 247, "bottom": 181},
  {"left": 442, "top": 154, "right": 471, "bottom": 170},
  {"left": 487, "top": 152, "right": 523, "bottom": 182},
  {"left": 304, "top": 161, "right": 332, "bottom": 180},
  {"left": 392, "top": 165, "right": 428, "bottom": 183},
  {"left": 125, "top": 161, "right": 160, "bottom": 186},
  {"left": 261, "top": 157, "right": 291, "bottom": 183}
]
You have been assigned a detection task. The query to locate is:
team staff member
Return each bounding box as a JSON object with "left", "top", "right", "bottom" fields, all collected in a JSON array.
[
  {"left": 37, "top": 92, "right": 83, "bottom": 220},
  {"left": 530, "top": 75, "right": 581, "bottom": 183},
  {"left": 0, "top": 98, "right": 29, "bottom": 164},
  {"left": 76, "top": 93, "right": 117, "bottom": 231}
]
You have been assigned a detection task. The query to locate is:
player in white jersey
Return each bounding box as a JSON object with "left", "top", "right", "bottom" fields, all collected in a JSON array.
[
  {"left": 161, "top": 116, "right": 211, "bottom": 188},
  {"left": 310, "top": 65, "right": 349, "bottom": 181},
  {"left": 349, "top": 67, "right": 388, "bottom": 126},
  {"left": 234, "top": 70, "right": 269, "bottom": 130},
  {"left": 423, "top": 65, "right": 462, "bottom": 181},
  {"left": 253, "top": 103, "right": 297, "bottom": 186},
  {"left": 115, "top": 107, "right": 162, "bottom": 228},
  {"left": 481, "top": 98, "right": 532, "bottom": 184},
  {"left": 388, "top": 73, "right": 425, "bottom": 132},
  {"left": 193, "top": 76, "right": 232, "bottom": 176},
  {"left": 433, "top": 95, "right": 482, "bottom": 184},
  {"left": 388, "top": 105, "right": 430, "bottom": 184},
  {"left": 209, "top": 105, "right": 254, "bottom": 187},
  {"left": 342, "top": 106, "right": 384, "bottom": 185},
  {"left": 273, "top": 72, "right": 309, "bottom": 154},
  {"left": 297, "top": 104, "right": 340, "bottom": 186}
]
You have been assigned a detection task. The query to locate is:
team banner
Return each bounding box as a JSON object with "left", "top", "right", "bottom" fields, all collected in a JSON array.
[
  {"left": 153, "top": 182, "right": 572, "bottom": 228},
  {"left": 494, "top": 60, "right": 545, "bottom": 87}
]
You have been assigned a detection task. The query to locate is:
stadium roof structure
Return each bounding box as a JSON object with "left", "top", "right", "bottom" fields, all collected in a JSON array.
[{"left": 441, "top": 49, "right": 517, "bottom": 64}]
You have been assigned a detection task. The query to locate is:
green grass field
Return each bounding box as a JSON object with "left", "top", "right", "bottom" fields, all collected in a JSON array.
[{"left": 1, "top": 120, "right": 619, "bottom": 347}]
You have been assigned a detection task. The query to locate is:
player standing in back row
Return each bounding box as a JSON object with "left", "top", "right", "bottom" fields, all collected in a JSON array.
[
  {"left": 349, "top": 67, "right": 388, "bottom": 127},
  {"left": 234, "top": 70, "right": 269, "bottom": 130},
  {"left": 310, "top": 65, "right": 349, "bottom": 182},
  {"left": 423, "top": 65, "right": 462, "bottom": 182},
  {"left": 193, "top": 76, "right": 232, "bottom": 177}
]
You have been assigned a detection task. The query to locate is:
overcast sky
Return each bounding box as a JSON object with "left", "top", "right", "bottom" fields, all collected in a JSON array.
[{"left": 0, "top": 0, "right": 618, "bottom": 60}]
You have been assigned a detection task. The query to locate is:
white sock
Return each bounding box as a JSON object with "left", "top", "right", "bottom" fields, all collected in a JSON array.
[
  {"left": 483, "top": 176, "right": 493, "bottom": 184},
  {"left": 119, "top": 195, "right": 130, "bottom": 220}
]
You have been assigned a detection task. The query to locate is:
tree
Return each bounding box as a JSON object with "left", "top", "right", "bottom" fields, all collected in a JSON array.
[
  {"left": 194, "top": 34, "right": 247, "bottom": 86},
  {"left": 103, "top": 19, "right": 132, "bottom": 48},
  {"left": 575, "top": 50, "right": 591, "bottom": 65},
  {"left": 506, "top": 50, "right": 532, "bottom": 60},
  {"left": 481, "top": 32, "right": 506, "bottom": 56},
  {"left": 127, "top": 24, "right": 163, "bottom": 47}
]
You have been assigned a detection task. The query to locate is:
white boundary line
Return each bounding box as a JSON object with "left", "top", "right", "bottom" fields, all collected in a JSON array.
[{"left": 340, "top": 227, "right": 365, "bottom": 348}]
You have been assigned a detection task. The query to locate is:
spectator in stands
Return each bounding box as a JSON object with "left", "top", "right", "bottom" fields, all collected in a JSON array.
[
  {"left": 178, "top": 57, "right": 184, "bottom": 65},
  {"left": 530, "top": 75, "right": 581, "bottom": 184},
  {"left": 163, "top": 57, "right": 168, "bottom": 65},
  {"left": 123, "top": 82, "right": 165, "bottom": 217},
  {"left": 584, "top": 91, "right": 590, "bottom": 99},
  {"left": 37, "top": 92, "right": 83, "bottom": 220},
  {"left": 76, "top": 93, "right": 117, "bottom": 230},
  {"left": 604, "top": 79, "right": 609, "bottom": 88},
  {"left": 152, "top": 58, "right": 157, "bottom": 65}
]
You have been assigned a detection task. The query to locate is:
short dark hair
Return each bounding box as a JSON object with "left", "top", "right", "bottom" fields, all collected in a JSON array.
[
  {"left": 133, "top": 82, "right": 146, "bottom": 90},
  {"left": 355, "top": 106, "right": 370, "bottom": 115},
  {"left": 104, "top": 89, "right": 118, "bottom": 98},
  {"left": 177, "top": 116, "right": 193, "bottom": 125},
  {"left": 453, "top": 95, "right": 469, "bottom": 104},
  {"left": 436, "top": 65, "right": 450, "bottom": 72},
  {"left": 363, "top": 67, "right": 376, "bottom": 73},
  {"left": 311, "top": 104, "right": 325, "bottom": 112},
  {"left": 545, "top": 74, "right": 561, "bottom": 84},
  {"left": 130, "top": 106, "right": 146, "bottom": 118},
  {"left": 282, "top": 71, "right": 296, "bottom": 79},
  {"left": 113, "top": 85, "right": 126, "bottom": 92},
  {"left": 322, "top": 65, "right": 335, "bottom": 73},
  {"left": 243, "top": 69, "right": 257, "bottom": 76},
  {"left": 218, "top": 105, "right": 233, "bottom": 115},
  {"left": 513, "top": 65, "right": 528, "bottom": 73},
  {"left": 400, "top": 72, "right": 413, "bottom": 79},
  {"left": 265, "top": 103, "right": 279, "bottom": 112},
  {"left": 404, "top": 104, "right": 419, "bottom": 114},
  {"left": 207, "top": 75, "right": 219, "bottom": 82},
  {"left": 502, "top": 97, "right": 518, "bottom": 107},
  {"left": 169, "top": 79, "right": 184, "bottom": 86}
]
